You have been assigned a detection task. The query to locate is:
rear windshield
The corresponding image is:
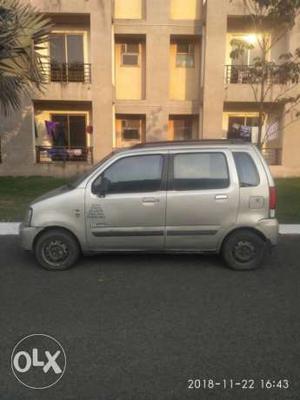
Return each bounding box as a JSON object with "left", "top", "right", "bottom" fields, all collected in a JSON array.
[{"left": 233, "top": 152, "right": 260, "bottom": 187}]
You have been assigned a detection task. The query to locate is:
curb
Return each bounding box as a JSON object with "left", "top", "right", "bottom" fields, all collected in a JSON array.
[
  {"left": 279, "top": 225, "right": 300, "bottom": 235},
  {"left": 1, "top": 223, "right": 300, "bottom": 236},
  {"left": 0, "top": 223, "right": 20, "bottom": 235}
]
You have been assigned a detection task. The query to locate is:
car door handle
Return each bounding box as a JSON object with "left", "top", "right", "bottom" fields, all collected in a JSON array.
[
  {"left": 142, "top": 197, "right": 160, "bottom": 204},
  {"left": 215, "top": 194, "right": 228, "bottom": 200}
]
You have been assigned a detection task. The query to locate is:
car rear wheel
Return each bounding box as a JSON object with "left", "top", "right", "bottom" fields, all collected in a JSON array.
[
  {"left": 222, "top": 230, "right": 267, "bottom": 271},
  {"left": 34, "top": 229, "right": 80, "bottom": 271}
]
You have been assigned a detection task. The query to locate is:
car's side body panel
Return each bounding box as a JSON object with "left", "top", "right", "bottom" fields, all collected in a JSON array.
[
  {"left": 27, "top": 187, "right": 87, "bottom": 250},
  {"left": 19, "top": 142, "right": 279, "bottom": 257}
]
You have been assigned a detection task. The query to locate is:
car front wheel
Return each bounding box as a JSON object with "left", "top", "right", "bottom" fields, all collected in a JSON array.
[{"left": 34, "top": 229, "right": 80, "bottom": 271}]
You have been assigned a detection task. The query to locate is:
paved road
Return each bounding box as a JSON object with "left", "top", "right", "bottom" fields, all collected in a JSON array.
[{"left": 0, "top": 235, "right": 299, "bottom": 400}]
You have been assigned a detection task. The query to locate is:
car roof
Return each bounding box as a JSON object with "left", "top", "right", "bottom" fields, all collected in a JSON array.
[{"left": 117, "top": 139, "right": 254, "bottom": 153}]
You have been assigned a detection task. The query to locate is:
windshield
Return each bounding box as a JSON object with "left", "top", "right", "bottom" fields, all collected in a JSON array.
[{"left": 67, "top": 151, "right": 116, "bottom": 188}]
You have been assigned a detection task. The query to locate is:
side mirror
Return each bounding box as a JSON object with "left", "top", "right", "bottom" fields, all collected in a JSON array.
[
  {"left": 99, "top": 177, "right": 110, "bottom": 197},
  {"left": 93, "top": 176, "right": 109, "bottom": 197}
]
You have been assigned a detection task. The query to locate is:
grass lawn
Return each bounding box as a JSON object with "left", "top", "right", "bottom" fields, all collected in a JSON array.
[
  {"left": 0, "top": 177, "right": 68, "bottom": 221},
  {"left": 0, "top": 176, "right": 299, "bottom": 223},
  {"left": 275, "top": 178, "right": 300, "bottom": 224}
]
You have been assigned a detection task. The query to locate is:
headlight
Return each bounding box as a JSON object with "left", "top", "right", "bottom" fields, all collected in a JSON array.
[{"left": 24, "top": 207, "right": 33, "bottom": 227}]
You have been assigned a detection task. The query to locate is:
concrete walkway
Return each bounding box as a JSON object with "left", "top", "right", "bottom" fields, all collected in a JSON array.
[
  {"left": 0, "top": 223, "right": 20, "bottom": 235},
  {"left": 0, "top": 222, "right": 300, "bottom": 236}
]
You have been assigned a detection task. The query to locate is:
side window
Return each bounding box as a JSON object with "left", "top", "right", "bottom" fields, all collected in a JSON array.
[
  {"left": 94, "top": 155, "right": 164, "bottom": 195},
  {"left": 233, "top": 152, "right": 260, "bottom": 187},
  {"left": 172, "top": 153, "right": 230, "bottom": 190}
]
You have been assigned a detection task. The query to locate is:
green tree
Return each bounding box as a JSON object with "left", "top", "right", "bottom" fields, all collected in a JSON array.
[
  {"left": 229, "top": 0, "right": 300, "bottom": 148},
  {"left": 0, "top": 0, "right": 51, "bottom": 115}
]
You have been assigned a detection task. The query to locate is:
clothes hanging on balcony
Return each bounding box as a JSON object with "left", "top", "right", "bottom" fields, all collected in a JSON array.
[
  {"left": 45, "top": 120, "right": 59, "bottom": 138},
  {"left": 45, "top": 121, "right": 67, "bottom": 161},
  {"left": 53, "top": 124, "right": 66, "bottom": 146},
  {"left": 228, "top": 123, "right": 252, "bottom": 142},
  {"left": 240, "top": 125, "right": 252, "bottom": 140}
]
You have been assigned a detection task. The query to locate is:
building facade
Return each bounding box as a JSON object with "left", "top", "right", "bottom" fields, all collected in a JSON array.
[{"left": 0, "top": 0, "right": 300, "bottom": 176}]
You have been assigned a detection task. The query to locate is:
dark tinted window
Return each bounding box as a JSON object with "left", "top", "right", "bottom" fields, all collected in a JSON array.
[
  {"left": 99, "top": 155, "right": 163, "bottom": 194},
  {"left": 233, "top": 152, "right": 260, "bottom": 187},
  {"left": 172, "top": 153, "right": 229, "bottom": 190}
]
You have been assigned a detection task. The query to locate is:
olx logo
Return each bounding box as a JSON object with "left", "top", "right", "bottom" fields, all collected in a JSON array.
[{"left": 11, "top": 334, "right": 66, "bottom": 389}]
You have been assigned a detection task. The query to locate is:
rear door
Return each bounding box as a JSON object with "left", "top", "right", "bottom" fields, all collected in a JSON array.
[{"left": 165, "top": 149, "right": 239, "bottom": 250}]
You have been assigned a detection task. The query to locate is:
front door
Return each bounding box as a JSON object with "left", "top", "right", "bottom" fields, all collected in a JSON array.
[
  {"left": 85, "top": 154, "right": 167, "bottom": 250},
  {"left": 166, "top": 150, "right": 239, "bottom": 251}
]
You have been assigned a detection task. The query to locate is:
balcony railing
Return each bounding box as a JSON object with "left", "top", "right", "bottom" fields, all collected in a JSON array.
[
  {"left": 261, "top": 148, "right": 282, "bottom": 166},
  {"left": 42, "top": 63, "right": 92, "bottom": 83},
  {"left": 225, "top": 65, "right": 285, "bottom": 85},
  {"left": 36, "top": 146, "right": 93, "bottom": 164}
]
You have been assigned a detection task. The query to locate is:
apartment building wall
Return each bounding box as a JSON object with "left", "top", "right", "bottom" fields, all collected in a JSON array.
[
  {"left": 169, "top": 41, "right": 201, "bottom": 101},
  {"left": 114, "top": 0, "right": 203, "bottom": 145},
  {"left": 114, "top": 0, "right": 143, "bottom": 19},
  {"left": 0, "top": 0, "right": 300, "bottom": 177},
  {"left": 0, "top": 0, "right": 113, "bottom": 176},
  {"left": 115, "top": 40, "right": 146, "bottom": 100},
  {"left": 170, "top": 0, "right": 202, "bottom": 20},
  {"left": 278, "top": 16, "right": 300, "bottom": 175},
  {"left": 224, "top": 2, "right": 300, "bottom": 176},
  {"left": 202, "top": 0, "right": 227, "bottom": 139}
]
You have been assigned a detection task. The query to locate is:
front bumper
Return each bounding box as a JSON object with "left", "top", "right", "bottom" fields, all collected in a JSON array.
[
  {"left": 257, "top": 218, "right": 279, "bottom": 246},
  {"left": 19, "top": 223, "right": 42, "bottom": 251}
]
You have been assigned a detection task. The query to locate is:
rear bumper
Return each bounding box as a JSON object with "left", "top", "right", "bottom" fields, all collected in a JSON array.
[
  {"left": 257, "top": 218, "right": 279, "bottom": 246},
  {"left": 19, "top": 223, "right": 41, "bottom": 251}
]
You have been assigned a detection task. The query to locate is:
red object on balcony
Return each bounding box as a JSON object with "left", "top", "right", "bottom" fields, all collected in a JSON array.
[{"left": 86, "top": 125, "right": 93, "bottom": 134}]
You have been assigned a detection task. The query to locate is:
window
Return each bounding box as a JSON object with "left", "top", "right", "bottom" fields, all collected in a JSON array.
[
  {"left": 50, "top": 33, "right": 85, "bottom": 81},
  {"left": 228, "top": 116, "right": 259, "bottom": 142},
  {"left": 51, "top": 114, "right": 87, "bottom": 147},
  {"left": 176, "top": 43, "right": 194, "bottom": 67},
  {"left": 172, "top": 153, "right": 229, "bottom": 191},
  {"left": 121, "top": 43, "right": 140, "bottom": 66},
  {"left": 230, "top": 35, "right": 263, "bottom": 66},
  {"left": 233, "top": 152, "right": 260, "bottom": 187},
  {"left": 96, "top": 155, "right": 164, "bottom": 194},
  {"left": 122, "top": 119, "right": 141, "bottom": 140},
  {"left": 116, "top": 115, "right": 145, "bottom": 147},
  {"left": 173, "top": 118, "right": 193, "bottom": 140}
]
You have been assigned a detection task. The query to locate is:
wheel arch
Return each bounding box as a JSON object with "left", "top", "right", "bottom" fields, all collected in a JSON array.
[
  {"left": 33, "top": 226, "right": 82, "bottom": 253},
  {"left": 218, "top": 226, "right": 267, "bottom": 253}
]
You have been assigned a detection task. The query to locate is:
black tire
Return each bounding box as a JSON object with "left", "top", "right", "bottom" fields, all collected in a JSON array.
[
  {"left": 34, "top": 229, "right": 80, "bottom": 271},
  {"left": 222, "top": 230, "right": 267, "bottom": 271}
]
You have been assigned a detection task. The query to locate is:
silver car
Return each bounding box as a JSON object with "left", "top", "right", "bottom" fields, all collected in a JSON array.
[{"left": 20, "top": 140, "right": 279, "bottom": 271}]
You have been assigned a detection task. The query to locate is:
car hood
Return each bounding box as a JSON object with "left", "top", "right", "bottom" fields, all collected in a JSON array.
[{"left": 31, "top": 185, "right": 74, "bottom": 205}]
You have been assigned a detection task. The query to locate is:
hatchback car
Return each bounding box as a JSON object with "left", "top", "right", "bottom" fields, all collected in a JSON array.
[{"left": 20, "top": 140, "right": 278, "bottom": 271}]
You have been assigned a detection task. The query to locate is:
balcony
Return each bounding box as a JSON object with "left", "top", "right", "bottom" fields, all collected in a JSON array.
[
  {"left": 42, "top": 63, "right": 92, "bottom": 84},
  {"left": 36, "top": 146, "right": 93, "bottom": 164},
  {"left": 225, "top": 65, "right": 285, "bottom": 85}
]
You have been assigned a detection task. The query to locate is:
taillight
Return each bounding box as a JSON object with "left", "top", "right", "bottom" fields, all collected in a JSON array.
[{"left": 269, "top": 186, "right": 277, "bottom": 217}]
